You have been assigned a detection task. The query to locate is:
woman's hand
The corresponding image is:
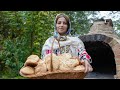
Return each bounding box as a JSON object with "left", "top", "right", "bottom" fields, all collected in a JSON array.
[
  {"left": 70, "top": 57, "right": 93, "bottom": 73},
  {"left": 81, "top": 60, "right": 93, "bottom": 73}
]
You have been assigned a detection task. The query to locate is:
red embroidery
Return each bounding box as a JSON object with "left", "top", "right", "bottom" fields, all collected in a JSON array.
[
  {"left": 79, "top": 50, "right": 87, "bottom": 57},
  {"left": 78, "top": 50, "right": 91, "bottom": 60},
  {"left": 46, "top": 50, "right": 51, "bottom": 54},
  {"left": 82, "top": 51, "right": 87, "bottom": 54},
  {"left": 86, "top": 54, "right": 91, "bottom": 59}
]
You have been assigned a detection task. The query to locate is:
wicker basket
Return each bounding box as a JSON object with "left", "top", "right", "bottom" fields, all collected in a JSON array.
[
  {"left": 20, "top": 69, "right": 86, "bottom": 79},
  {"left": 19, "top": 38, "right": 87, "bottom": 79}
]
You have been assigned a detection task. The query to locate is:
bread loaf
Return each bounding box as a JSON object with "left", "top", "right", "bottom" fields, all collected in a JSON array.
[
  {"left": 24, "top": 55, "right": 40, "bottom": 67},
  {"left": 58, "top": 53, "right": 79, "bottom": 70},
  {"left": 35, "top": 60, "right": 47, "bottom": 74},
  {"left": 45, "top": 53, "right": 60, "bottom": 71},
  {"left": 20, "top": 66, "right": 35, "bottom": 75},
  {"left": 59, "top": 53, "right": 72, "bottom": 59},
  {"left": 73, "top": 65, "right": 85, "bottom": 72}
]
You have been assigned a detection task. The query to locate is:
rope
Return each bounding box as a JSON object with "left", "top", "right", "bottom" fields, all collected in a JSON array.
[{"left": 50, "top": 38, "right": 61, "bottom": 72}]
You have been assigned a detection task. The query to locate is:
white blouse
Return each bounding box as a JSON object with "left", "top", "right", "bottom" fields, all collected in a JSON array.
[{"left": 41, "top": 36, "right": 92, "bottom": 63}]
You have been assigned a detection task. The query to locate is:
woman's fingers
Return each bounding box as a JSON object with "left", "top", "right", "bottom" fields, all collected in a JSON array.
[
  {"left": 89, "top": 66, "right": 93, "bottom": 72},
  {"left": 81, "top": 60, "right": 87, "bottom": 73},
  {"left": 87, "top": 63, "right": 93, "bottom": 72},
  {"left": 71, "top": 58, "right": 93, "bottom": 73},
  {"left": 81, "top": 60, "right": 93, "bottom": 73}
]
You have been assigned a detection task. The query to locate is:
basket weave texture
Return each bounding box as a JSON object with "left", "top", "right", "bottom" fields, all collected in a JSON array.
[{"left": 20, "top": 69, "right": 86, "bottom": 79}]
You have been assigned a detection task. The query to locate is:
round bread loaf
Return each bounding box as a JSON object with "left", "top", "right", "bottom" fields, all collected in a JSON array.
[
  {"left": 24, "top": 55, "right": 40, "bottom": 67},
  {"left": 20, "top": 66, "right": 35, "bottom": 75}
]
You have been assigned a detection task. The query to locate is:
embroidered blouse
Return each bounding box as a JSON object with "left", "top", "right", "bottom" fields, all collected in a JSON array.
[{"left": 41, "top": 36, "right": 92, "bottom": 63}]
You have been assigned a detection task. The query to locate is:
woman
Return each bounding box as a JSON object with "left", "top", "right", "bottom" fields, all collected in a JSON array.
[{"left": 41, "top": 13, "right": 93, "bottom": 73}]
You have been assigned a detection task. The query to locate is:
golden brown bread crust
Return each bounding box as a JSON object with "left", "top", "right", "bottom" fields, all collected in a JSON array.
[
  {"left": 59, "top": 58, "right": 79, "bottom": 70},
  {"left": 44, "top": 53, "right": 81, "bottom": 71},
  {"left": 20, "top": 53, "right": 86, "bottom": 78},
  {"left": 20, "top": 66, "right": 35, "bottom": 75},
  {"left": 35, "top": 61, "right": 47, "bottom": 74},
  {"left": 57, "top": 53, "right": 80, "bottom": 71},
  {"left": 24, "top": 55, "right": 40, "bottom": 67},
  {"left": 73, "top": 65, "right": 85, "bottom": 72},
  {"left": 45, "top": 53, "right": 60, "bottom": 71}
]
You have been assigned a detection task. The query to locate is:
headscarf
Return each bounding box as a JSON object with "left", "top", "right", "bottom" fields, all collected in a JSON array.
[{"left": 53, "top": 13, "right": 72, "bottom": 41}]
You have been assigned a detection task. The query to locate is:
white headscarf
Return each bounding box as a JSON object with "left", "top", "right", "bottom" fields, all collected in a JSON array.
[{"left": 53, "top": 13, "right": 72, "bottom": 41}]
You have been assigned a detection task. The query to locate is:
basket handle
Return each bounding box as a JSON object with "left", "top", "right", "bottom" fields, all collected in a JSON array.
[{"left": 50, "top": 38, "right": 60, "bottom": 72}]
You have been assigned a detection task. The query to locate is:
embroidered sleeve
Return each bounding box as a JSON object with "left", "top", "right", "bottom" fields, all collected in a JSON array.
[
  {"left": 78, "top": 48, "right": 92, "bottom": 63},
  {"left": 77, "top": 39, "right": 92, "bottom": 63}
]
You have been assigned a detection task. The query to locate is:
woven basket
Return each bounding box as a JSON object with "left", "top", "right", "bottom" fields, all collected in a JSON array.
[
  {"left": 20, "top": 69, "right": 86, "bottom": 79},
  {"left": 19, "top": 38, "right": 87, "bottom": 79}
]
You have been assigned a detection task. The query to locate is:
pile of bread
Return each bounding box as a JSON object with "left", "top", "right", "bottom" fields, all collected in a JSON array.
[{"left": 20, "top": 53, "right": 85, "bottom": 76}]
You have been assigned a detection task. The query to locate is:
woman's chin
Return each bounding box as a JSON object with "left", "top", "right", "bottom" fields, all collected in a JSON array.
[{"left": 58, "top": 31, "right": 66, "bottom": 35}]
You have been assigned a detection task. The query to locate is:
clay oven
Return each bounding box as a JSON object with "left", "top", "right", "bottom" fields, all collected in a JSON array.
[{"left": 79, "top": 19, "right": 120, "bottom": 79}]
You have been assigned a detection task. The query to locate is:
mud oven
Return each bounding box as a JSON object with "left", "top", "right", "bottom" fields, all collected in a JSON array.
[{"left": 79, "top": 19, "right": 120, "bottom": 79}]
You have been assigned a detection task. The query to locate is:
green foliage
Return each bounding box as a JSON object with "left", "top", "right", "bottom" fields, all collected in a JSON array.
[
  {"left": 0, "top": 11, "right": 61, "bottom": 78},
  {"left": 2, "top": 11, "right": 116, "bottom": 78},
  {"left": 1, "top": 36, "right": 31, "bottom": 77}
]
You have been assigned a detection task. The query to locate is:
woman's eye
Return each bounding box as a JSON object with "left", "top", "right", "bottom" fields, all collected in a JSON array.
[
  {"left": 57, "top": 21, "right": 67, "bottom": 25},
  {"left": 63, "top": 22, "right": 67, "bottom": 25},
  {"left": 57, "top": 22, "right": 61, "bottom": 24}
]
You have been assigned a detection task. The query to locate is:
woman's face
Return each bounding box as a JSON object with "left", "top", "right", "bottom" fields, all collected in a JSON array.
[{"left": 56, "top": 17, "right": 68, "bottom": 35}]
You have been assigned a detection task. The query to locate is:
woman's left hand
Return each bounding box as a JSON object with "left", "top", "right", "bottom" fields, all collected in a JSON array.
[
  {"left": 70, "top": 57, "right": 93, "bottom": 73},
  {"left": 81, "top": 60, "right": 93, "bottom": 73}
]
